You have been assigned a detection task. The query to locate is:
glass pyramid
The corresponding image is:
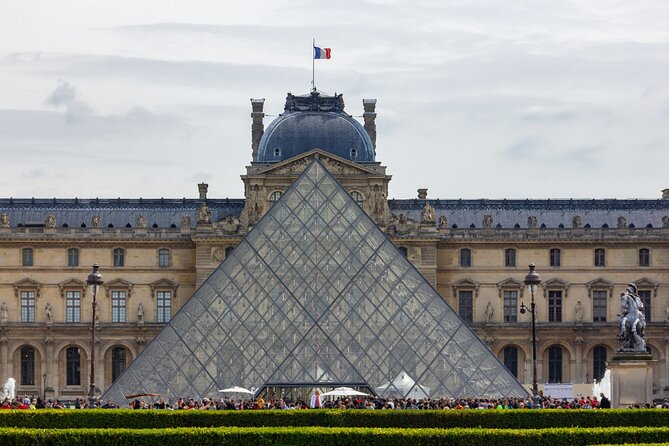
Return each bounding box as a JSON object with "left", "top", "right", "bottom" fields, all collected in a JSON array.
[{"left": 103, "top": 159, "right": 528, "bottom": 404}]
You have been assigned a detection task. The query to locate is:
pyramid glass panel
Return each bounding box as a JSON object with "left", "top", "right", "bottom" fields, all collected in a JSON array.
[{"left": 103, "top": 159, "right": 528, "bottom": 404}]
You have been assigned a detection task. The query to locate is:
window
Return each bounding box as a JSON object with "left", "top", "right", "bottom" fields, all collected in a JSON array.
[
  {"left": 113, "top": 248, "right": 125, "bottom": 267},
  {"left": 158, "top": 249, "right": 170, "bottom": 268},
  {"left": 22, "top": 248, "right": 33, "bottom": 266},
  {"left": 458, "top": 290, "right": 473, "bottom": 324},
  {"left": 593, "top": 290, "right": 607, "bottom": 322},
  {"left": 548, "top": 291, "right": 562, "bottom": 322},
  {"left": 460, "top": 248, "right": 472, "bottom": 267},
  {"left": 273, "top": 148, "right": 281, "bottom": 157},
  {"left": 505, "top": 248, "right": 516, "bottom": 267},
  {"left": 503, "top": 290, "right": 517, "bottom": 322},
  {"left": 156, "top": 290, "right": 172, "bottom": 323},
  {"left": 66, "top": 291, "right": 81, "bottom": 323},
  {"left": 550, "top": 248, "right": 561, "bottom": 267},
  {"left": 111, "top": 347, "right": 127, "bottom": 382},
  {"left": 350, "top": 148, "right": 358, "bottom": 158},
  {"left": 20, "top": 346, "right": 35, "bottom": 386},
  {"left": 269, "top": 191, "right": 282, "bottom": 207},
  {"left": 111, "top": 290, "right": 127, "bottom": 323},
  {"left": 350, "top": 191, "right": 364, "bottom": 207},
  {"left": 594, "top": 248, "right": 605, "bottom": 267},
  {"left": 639, "top": 290, "right": 651, "bottom": 321},
  {"left": 548, "top": 346, "right": 563, "bottom": 383},
  {"left": 20, "top": 290, "right": 35, "bottom": 322},
  {"left": 66, "top": 347, "right": 81, "bottom": 386},
  {"left": 67, "top": 248, "right": 79, "bottom": 267},
  {"left": 398, "top": 247, "right": 408, "bottom": 257},
  {"left": 639, "top": 248, "right": 650, "bottom": 267},
  {"left": 593, "top": 346, "right": 607, "bottom": 382},
  {"left": 503, "top": 346, "right": 518, "bottom": 378}
]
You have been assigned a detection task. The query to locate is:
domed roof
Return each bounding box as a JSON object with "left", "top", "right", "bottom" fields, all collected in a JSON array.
[{"left": 256, "top": 91, "right": 375, "bottom": 164}]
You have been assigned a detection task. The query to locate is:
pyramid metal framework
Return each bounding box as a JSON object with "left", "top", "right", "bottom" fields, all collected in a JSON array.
[{"left": 103, "top": 160, "right": 528, "bottom": 404}]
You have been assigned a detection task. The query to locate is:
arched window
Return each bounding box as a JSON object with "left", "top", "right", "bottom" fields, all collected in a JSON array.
[
  {"left": 269, "top": 191, "right": 282, "bottom": 207},
  {"left": 67, "top": 248, "right": 79, "bottom": 267},
  {"left": 111, "top": 347, "right": 127, "bottom": 382},
  {"left": 350, "top": 191, "right": 364, "bottom": 207},
  {"left": 505, "top": 248, "right": 516, "bottom": 267},
  {"left": 593, "top": 346, "right": 607, "bottom": 382},
  {"left": 66, "top": 347, "right": 81, "bottom": 386},
  {"left": 158, "top": 248, "right": 170, "bottom": 268},
  {"left": 20, "top": 346, "right": 35, "bottom": 386},
  {"left": 503, "top": 346, "right": 518, "bottom": 378},
  {"left": 22, "top": 248, "right": 33, "bottom": 266},
  {"left": 548, "top": 346, "right": 563, "bottom": 383},
  {"left": 113, "top": 248, "right": 125, "bottom": 267},
  {"left": 460, "top": 248, "right": 472, "bottom": 267},
  {"left": 639, "top": 248, "right": 650, "bottom": 267}
]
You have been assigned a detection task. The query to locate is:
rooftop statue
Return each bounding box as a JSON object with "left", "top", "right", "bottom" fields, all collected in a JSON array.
[{"left": 618, "top": 283, "right": 646, "bottom": 352}]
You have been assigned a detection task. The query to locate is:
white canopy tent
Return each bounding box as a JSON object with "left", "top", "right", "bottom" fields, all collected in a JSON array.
[
  {"left": 218, "top": 386, "right": 254, "bottom": 395},
  {"left": 375, "top": 371, "right": 430, "bottom": 399},
  {"left": 321, "top": 387, "right": 371, "bottom": 397}
]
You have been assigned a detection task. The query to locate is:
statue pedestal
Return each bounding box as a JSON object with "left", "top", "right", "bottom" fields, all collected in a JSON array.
[{"left": 609, "top": 352, "right": 654, "bottom": 408}]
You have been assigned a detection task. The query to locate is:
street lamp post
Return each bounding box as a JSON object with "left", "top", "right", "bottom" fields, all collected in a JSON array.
[
  {"left": 42, "top": 372, "right": 47, "bottom": 399},
  {"left": 520, "top": 263, "right": 541, "bottom": 407},
  {"left": 86, "top": 264, "right": 104, "bottom": 408}
]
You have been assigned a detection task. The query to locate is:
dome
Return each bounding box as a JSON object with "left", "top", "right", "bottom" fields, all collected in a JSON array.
[{"left": 256, "top": 91, "right": 375, "bottom": 163}]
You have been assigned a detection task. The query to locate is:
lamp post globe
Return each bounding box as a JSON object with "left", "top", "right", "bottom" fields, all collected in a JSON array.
[
  {"left": 522, "top": 263, "right": 541, "bottom": 406},
  {"left": 86, "top": 264, "right": 104, "bottom": 408}
]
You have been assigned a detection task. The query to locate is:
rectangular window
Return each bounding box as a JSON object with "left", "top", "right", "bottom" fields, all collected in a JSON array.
[
  {"left": 22, "top": 248, "right": 33, "bottom": 267},
  {"left": 158, "top": 249, "right": 170, "bottom": 268},
  {"left": 67, "top": 248, "right": 79, "bottom": 267},
  {"left": 548, "top": 290, "right": 562, "bottom": 322},
  {"left": 66, "top": 290, "right": 81, "bottom": 323},
  {"left": 594, "top": 248, "right": 606, "bottom": 267},
  {"left": 639, "top": 290, "right": 651, "bottom": 321},
  {"left": 503, "top": 290, "right": 517, "bottom": 322},
  {"left": 460, "top": 249, "right": 471, "bottom": 267},
  {"left": 593, "top": 290, "right": 607, "bottom": 322},
  {"left": 639, "top": 249, "right": 650, "bottom": 267},
  {"left": 113, "top": 248, "right": 125, "bottom": 267},
  {"left": 505, "top": 249, "right": 516, "bottom": 267},
  {"left": 20, "top": 290, "right": 35, "bottom": 322},
  {"left": 156, "top": 290, "right": 172, "bottom": 323},
  {"left": 458, "top": 290, "right": 473, "bottom": 323},
  {"left": 111, "top": 290, "right": 127, "bottom": 323},
  {"left": 550, "top": 248, "right": 561, "bottom": 267}
]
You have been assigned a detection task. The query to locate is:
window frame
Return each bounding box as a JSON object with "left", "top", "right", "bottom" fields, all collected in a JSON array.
[
  {"left": 111, "top": 346, "right": 127, "bottom": 382},
  {"left": 22, "top": 248, "right": 33, "bottom": 267},
  {"left": 549, "top": 248, "right": 561, "bottom": 267},
  {"left": 593, "top": 346, "right": 607, "bottom": 382},
  {"left": 65, "top": 290, "right": 81, "bottom": 323},
  {"left": 548, "top": 290, "right": 562, "bottom": 322},
  {"left": 503, "top": 346, "right": 518, "bottom": 378},
  {"left": 548, "top": 346, "right": 563, "bottom": 383},
  {"left": 20, "top": 346, "right": 35, "bottom": 386},
  {"left": 349, "top": 191, "right": 364, "bottom": 208},
  {"left": 158, "top": 248, "right": 171, "bottom": 268},
  {"left": 594, "top": 248, "right": 606, "bottom": 267},
  {"left": 503, "top": 290, "right": 518, "bottom": 323},
  {"left": 460, "top": 248, "right": 472, "bottom": 267},
  {"left": 268, "top": 191, "right": 283, "bottom": 207},
  {"left": 592, "top": 290, "right": 607, "bottom": 322},
  {"left": 639, "top": 248, "right": 650, "bottom": 267},
  {"left": 113, "top": 248, "right": 125, "bottom": 267},
  {"left": 66, "top": 347, "right": 81, "bottom": 386},
  {"left": 111, "top": 290, "right": 127, "bottom": 323},
  {"left": 67, "top": 248, "right": 79, "bottom": 267},
  {"left": 20, "top": 290, "right": 36, "bottom": 323},
  {"left": 458, "top": 290, "right": 473, "bottom": 324},
  {"left": 156, "top": 290, "right": 172, "bottom": 323},
  {"left": 504, "top": 248, "right": 516, "bottom": 267}
]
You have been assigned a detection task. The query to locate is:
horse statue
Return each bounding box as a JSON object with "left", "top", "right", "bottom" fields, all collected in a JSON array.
[{"left": 618, "top": 284, "right": 646, "bottom": 351}]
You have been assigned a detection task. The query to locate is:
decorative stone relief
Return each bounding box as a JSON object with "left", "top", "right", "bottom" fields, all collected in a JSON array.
[
  {"left": 617, "top": 216, "right": 627, "bottom": 228},
  {"left": 482, "top": 215, "right": 493, "bottom": 229},
  {"left": 0, "top": 213, "right": 9, "bottom": 228},
  {"left": 420, "top": 202, "right": 435, "bottom": 224},
  {"left": 388, "top": 213, "right": 418, "bottom": 235},
  {"left": 438, "top": 215, "right": 448, "bottom": 229},
  {"left": 211, "top": 247, "right": 226, "bottom": 263},
  {"left": 527, "top": 215, "right": 538, "bottom": 229},
  {"left": 217, "top": 215, "right": 241, "bottom": 234},
  {"left": 197, "top": 202, "right": 212, "bottom": 224},
  {"left": 181, "top": 215, "right": 192, "bottom": 228},
  {"left": 572, "top": 215, "right": 582, "bottom": 228},
  {"left": 136, "top": 215, "right": 147, "bottom": 229},
  {"left": 91, "top": 215, "right": 101, "bottom": 228}
]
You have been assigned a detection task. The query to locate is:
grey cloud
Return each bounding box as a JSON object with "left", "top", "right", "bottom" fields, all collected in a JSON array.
[
  {"left": 502, "top": 137, "right": 543, "bottom": 160},
  {"left": 520, "top": 105, "right": 575, "bottom": 122},
  {"left": 45, "top": 79, "right": 77, "bottom": 106}
]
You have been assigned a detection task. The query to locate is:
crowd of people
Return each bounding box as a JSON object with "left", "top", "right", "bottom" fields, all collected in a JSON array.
[{"left": 5, "top": 391, "right": 665, "bottom": 410}]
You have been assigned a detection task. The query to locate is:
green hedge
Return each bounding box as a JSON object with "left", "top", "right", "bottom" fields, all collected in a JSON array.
[
  {"left": 2, "top": 409, "right": 669, "bottom": 430},
  {"left": 1, "top": 426, "right": 669, "bottom": 446}
]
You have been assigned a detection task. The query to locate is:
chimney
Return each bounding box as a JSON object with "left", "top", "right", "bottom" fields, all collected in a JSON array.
[
  {"left": 198, "top": 183, "right": 208, "bottom": 200},
  {"left": 251, "top": 98, "right": 265, "bottom": 160},
  {"left": 363, "top": 99, "right": 377, "bottom": 154},
  {"left": 417, "top": 188, "right": 428, "bottom": 200}
]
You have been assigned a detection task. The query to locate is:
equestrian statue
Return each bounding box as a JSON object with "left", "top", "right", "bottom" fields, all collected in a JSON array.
[{"left": 618, "top": 283, "right": 646, "bottom": 352}]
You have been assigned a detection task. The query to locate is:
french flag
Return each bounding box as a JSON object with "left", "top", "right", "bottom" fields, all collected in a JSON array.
[{"left": 313, "top": 47, "right": 331, "bottom": 59}]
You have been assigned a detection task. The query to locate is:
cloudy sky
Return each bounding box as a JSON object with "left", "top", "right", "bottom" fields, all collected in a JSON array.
[{"left": 1, "top": 1, "right": 668, "bottom": 200}]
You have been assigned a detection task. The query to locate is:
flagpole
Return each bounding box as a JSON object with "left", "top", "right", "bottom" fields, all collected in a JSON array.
[{"left": 312, "top": 38, "right": 315, "bottom": 91}]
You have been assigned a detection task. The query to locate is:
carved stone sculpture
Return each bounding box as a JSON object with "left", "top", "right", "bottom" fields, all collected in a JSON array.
[
  {"left": 219, "top": 215, "right": 241, "bottom": 234},
  {"left": 485, "top": 302, "right": 494, "bottom": 324},
  {"left": 181, "top": 215, "right": 192, "bottom": 228},
  {"left": 45, "top": 303, "right": 52, "bottom": 323},
  {"left": 663, "top": 216, "right": 669, "bottom": 228},
  {"left": 91, "top": 215, "right": 101, "bottom": 228},
  {"left": 137, "top": 303, "right": 144, "bottom": 324},
  {"left": 0, "top": 302, "right": 8, "bottom": 325},
  {"left": 482, "top": 215, "right": 493, "bottom": 229},
  {"left": 617, "top": 216, "right": 627, "bottom": 229},
  {"left": 211, "top": 247, "right": 226, "bottom": 263},
  {"left": 45, "top": 215, "right": 56, "bottom": 228},
  {"left": 0, "top": 213, "right": 9, "bottom": 228},
  {"left": 572, "top": 215, "right": 582, "bottom": 228},
  {"left": 197, "top": 203, "right": 212, "bottom": 224},
  {"left": 438, "top": 215, "right": 448, "bottom": 229},
  {"left": 421, "top": 202, "right": 435, "bottom": 224},
  {"left": 618, "top": 283, "right": 646, "bottom": 352},
  {"left": 575, "top": 301, "right": 583, "bottom": 323},
  {"left": 137, "top": 215, "right": 147, "bottom": 229},
  {"left": 527, "top": 215, "right": 538, "bottom": 229}
]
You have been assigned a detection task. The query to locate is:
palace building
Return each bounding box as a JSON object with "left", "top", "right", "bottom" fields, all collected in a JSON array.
[{"left": 1, "top": 90, "right": 668, "bottom": 401}]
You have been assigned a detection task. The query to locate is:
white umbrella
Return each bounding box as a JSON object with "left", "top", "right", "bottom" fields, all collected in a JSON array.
[
  {"left": 218, "top": 386, "right": 254, "bottom": 394},
  {"left": 321, "top": 387, "right": 371, "bottom": 397}
]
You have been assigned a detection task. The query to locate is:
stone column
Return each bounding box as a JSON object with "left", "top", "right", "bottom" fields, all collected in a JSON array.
[
  {"left": 251, "top": 98, "right": 265, "bottom": 160},
  {"left": 363, "top": 99, "right": 377, "bottom": 153}
]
